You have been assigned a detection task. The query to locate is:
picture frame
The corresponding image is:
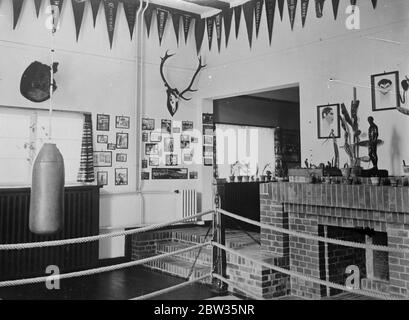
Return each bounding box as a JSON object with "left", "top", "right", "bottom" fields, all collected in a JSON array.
[
  {"left": 172, "top": 127, "right": 181, "bottom": 134},
  {"left": 149, "top": 157, "right": 159, "bottom": 166},
  {"left": 97, "top": 135, "right": 108, "bottom": 144},
  {"left": 107, "top": 143, "right": 116, "bottom": 151},
  {"left": 115, "top": 168, "right": 128, "bottom": 186},
  {"left": 152, "top": 168, "right": 188, "bottom": 180},
  {"left": 191, "top": 136, "right": 198, "bottom": 143},
  {"left": 203, "top": 125, "right": 214, "bottom": 135},
  {"left": 203, "top": 135, "right": 213, "bottom": 145},
  {"left": 96, "top": 114, "right": 110, "bottom": 131},
  {"left": 116, "top": 116, "right": 130, "bottom": 129},
  {"left": 142, "top": 118, "right": 155, "bottom": 130},
  {"left": 316, "top": 104, "right": 340, "bottom": 140},
  {"left": 202, "top": 113, "right": 213, "bottom": 125},
  {"left": 150, "top": 132, "right": 162, "bottom": 142},
  {"left": 203, "top": 145, "right": 213, "bottom": 157},
  {"left": 164, "top": 137, "right": 174, "bottom": 152},
  {"left": 142, "top": 159, "right": 148, "bottom": 168},
  {"left": 166, "top": 154, "right": 178, "bottom": 166},
  {"left": 182, "top": 121, "right": 193, "bottom": 131},
  {"left": 161, "top": 119, "right": 172, "bottom": 134},
  {"left": 181, "top": 134, "right": 190, "bottom": 149},
  {"left": 141, "top": 172, "right": 150, "bottom": 180},
  {"left": 93, "top": 151, "right": 112, "bottom": 167},
  {"left": 371, "top": 71, "right": 400, "bottom": 111},
  {"left": 142, "top": 132, "right": 149, "bottom": 142},
  {"left": 97, "top": 171, "right": 108, "bottom": 186},
  {"left": 116, "top": 132, "right": 129, "bottom": 149},
  {"left": 116, "top": 153, "right": 128, "bottom": 163},
  {"left": 189, "top": 171, "right": 198, "bottom": 179},
  {"left": 204, "top": 158, "right": 213, "bottom": 166},
  {"left": 145, "top": 143, "right": 159, "bottom": 155}
]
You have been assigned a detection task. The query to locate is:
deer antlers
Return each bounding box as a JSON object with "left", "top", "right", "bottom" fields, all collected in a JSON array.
[
  {"left": 179, "top": 56, "right": 206, "bottom": 101},
  {"left": 160, "top": 50, "right": 175, "bottom": 91}
]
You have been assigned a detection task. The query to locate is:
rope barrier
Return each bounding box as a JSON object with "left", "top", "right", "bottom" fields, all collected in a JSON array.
[
  {"left": 0, "top": 210, "right": 213, "bottom": 251},
  {"left": 0, "top": 242, "right": 211, "bottom": 288},
  {"left": 212, "top": 242, "right": 402, "bottom": 301},
  {"left": 211, "top": 274, "right": 265, "bottom": 301},
  {"left": 131, "top": 273, "right": 212, "bottom": 300},
  {"left": 218, "top": 209, "right": 409, "bottom": 254}
]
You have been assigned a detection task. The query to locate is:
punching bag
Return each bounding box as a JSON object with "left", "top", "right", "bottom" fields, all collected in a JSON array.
[{"left": 29, "top": 143, "right": 65, "bottom": 235}]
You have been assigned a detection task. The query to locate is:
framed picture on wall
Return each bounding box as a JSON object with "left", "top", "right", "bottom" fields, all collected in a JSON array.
[
  {"left": 161, "top": 119, "right": 172, "bottom": 134},
  {"left": 142, "top": 118, "right": 155, "bottom": 130},
  {"left": 97, "top": 171, "right": 108, "bottom": 186},
  {"left": 116, "top": 133, "right": 129, "bottom": 149},
  {"left": 93, "top": 151, "right": 112, "bottom": 167},
  {"left": 150, "top": 132, "right": 162, "bottom": 142},
  {"left": 182, "top": 121, "right": 193, "bottom": 131},
  {"left": 115, "top": 168, "right": 128, "bottom": 186},
  {"left": 149, "top": 157, "right": 159, "bottom": 166},
  {"left": 165, "top": 154, "right": 178, "bottom": 166},
  {"left": 97, "top": 135, "right": 108, "bottom": 144},
  {"left": 145, "top": 143, "right": 159, "bottom": 155},
  {"left": 117, "top": 153, "right": 128, "bottom": 162},
  {"left": 317, "top": 104, "right": 340, "bottom": 139},
  {"left": 107, "top": 143, "right": 116, "bottom": 151},
  {"left": 371, "top": 71, "right": 400, "bottom": 111},
  {"left": 116, "top": 116, "right": 130, "bottom": 129},
  {"left": 164, "top": 137, "right": 174, "bottom": 152},
  {"left": 96, "top": 114, "right": 110, "bottom": 131}
]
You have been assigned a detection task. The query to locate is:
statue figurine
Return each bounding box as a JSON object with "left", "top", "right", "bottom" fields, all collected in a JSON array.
[{"left": 368, "top": 116, "right": 379, "bottom": 171}]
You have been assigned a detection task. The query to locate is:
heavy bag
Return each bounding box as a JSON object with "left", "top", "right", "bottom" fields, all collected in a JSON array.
[{"left": 29, "top": 143, "right": 65, "bottom": 235}]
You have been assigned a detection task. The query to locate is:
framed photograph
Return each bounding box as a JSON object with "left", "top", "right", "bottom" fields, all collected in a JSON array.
[
  {"left": 141, "top": 172, "right": 150, "bottom": 180},
  {"left": 371, "top": 71, "right": 400, "bottom": 111},
  {"left": 317, "top": 104, "right": 340, "bottom": 139},
  {"left": 116, "top": 116, "right": 130, "bottom": 129},
  {"left": 145, "top": 143, "right": 159, "bottom": 155},
  {"left": 166, "top": 154, "right": 178, "bottom": 166},
  {"left": 93, "top": 151, "right": 112, "bottom": 167},
  {"left": 142, "top": 132, "right": 149, "bottom": 142},
  {"left": 97, "top": 135, "right": 108, "bottom": 144},
  {"left": 173, "top": 127, "right": 181, "bottom": 134},
  {"left": 183, "top": 152, "right": 193, "bottom": 162},
  {"left": 182, "top": 121, "right": 193, "bottom": 131},
  {"left": 152, "top": 168, "right": 188, "bottom": 180},
  {"left": 142, "top": 118, "right": 155, "bottom": 130},
  {"left": 97, "top": 114, "right": 110, "bottom": 131},
  {"left": 191, "top": 136, "right": 198, "bottom": 143},
  {"left": 115, "top": 168, "right": 128, "bottom": 186},
  {"left": 203, "top": 125, "right": 214, "bottom": 135},
  {"left": 181, "top": 134, "right": 190, "bottom": 149},
  {"left": 164, "top": 137, "right": 174, "bottom": 152},
  {"left": 161, "top": 119, "right": 172, "bottom": 134},
  {"left": 116, "top": 133, "right": 129, "bottom": 149},
  {"left": 202, "top": 113, "right": 213, "bottom": 125},
  {"left": 117, "top": 153, "right": 128, "bottom": 162},
  {"left": 107, "top": 143, "right": 116, "bottom": 151},
  {"left": 149, "top": 157, "right": 159, "bottom": 166},
  {"left": 189, "top": 171, "right": 198, "bottom": 179},
  {"left": 142, "top": 159, "right": 148, "bottom": 168},
  {"left": 203, "top": 146, "right": 213, "bottom": 157},
  {"left": 97, "top": 171, "right": 108, "bottom": 186},
  {"left": 150, "top": 132, "right": 162, "bottom": 142},
  {"left": 203, "top": 135, "right": 213, "bottom": 145},
  {"left": 204, "top": 158, "right": 213, "bottom": 166}
]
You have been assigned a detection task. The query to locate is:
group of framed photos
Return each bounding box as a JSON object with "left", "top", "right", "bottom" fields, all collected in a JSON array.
[
  {"left": 202, "top": 113, "right": 214, "bottom": 166},
  {"left": 317, "top": 70, "right": 403, "bottom": 140},
  {"left": 95, "top": 114, "right": 130, "bottom": 187}
]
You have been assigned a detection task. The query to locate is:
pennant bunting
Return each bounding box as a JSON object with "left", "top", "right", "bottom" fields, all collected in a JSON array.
[
  {"left": 90, "top": 0, "right": 100, "bottom": 27},
  {"left": 350, "top": 0, "right": 356, "bottom": 5},
  {"left": 287, "top": 0, "right": 297, "bottom": 30},
  {"left": 103, "top": 0, "right": 118, "bottom": 49},
  {"left": 195, "top": 18, "right": 206, "bottom": 54},
  {"left": 144, "top": 6, "right": 154, "bottom": 37},
  {"left": 234, "top": 5, "right": 242, "bottom": 39},
  {"left": 123, "top": 0, "right": 139, "bottom": 39},
  {"left": 71, "top": 0, "right": 85, "bottom": 41},
  {"left": 172, "top": 13, "right": 181, "bottom": 45},
  {"left": 50, "top": 0, "right": 64, "bottom": 16},
  {"left": 331, "top": 0, "right": 339, "bottom": 19},
  {"left": 301, "top": 0, "right": 309, "bottom": 27},
  {"left": 243, "top": 1, "right": 255, "bottom": 48},
  {"left": 157, "top": 9, "right": 168, "bottom": 45},
  {"left": 215, "top": 14, "right": 222, "bottom": 52},
  {"left": 255, "top": 0, "right": 264, "bottom": 38},
  {"left": 265, "top": 0, "right": 276, "bottom": 44},
  {"left": 183, "top": 15, "right": 192, "bottom": 44},
  {"left": 278, "top": 0, "right": 285, "bottom": 20},
  {"left": 34, "top": 0, "right": 42, "bottom": 18},
  {"left": 315, "top": 0, "right": 325, "bottom": 18},
  {"left": 13, "top": 0, "right": 24, "bottom": 29},
  {"left": 371, "top": 0, "right": 377, "bottom": 9},
  {"left": 223, "top": 8, "right": 233, "bottom": 47},
  {"left": 206, "top": 16, "right": 214, "bottom": 51}
]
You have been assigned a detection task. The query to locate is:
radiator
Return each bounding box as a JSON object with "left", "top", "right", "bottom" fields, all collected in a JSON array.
[{"left": 177, "top": 189, "right": 198, "bottom": 222}]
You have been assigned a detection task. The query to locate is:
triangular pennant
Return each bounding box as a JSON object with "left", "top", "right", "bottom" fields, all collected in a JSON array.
[
  {"left": 50, "top": 0, "right": 64, "bottom": 16},
  {"left": 13, "top": 0, "right": 24, "bottom": 29},
  {"left": 183, "top": 15, "right": 192, "bottom": 43},
  {"left": 195, "top": 18, "right": 206, "bottom": 54},
  {"left": 287, "top": 0, "right": 297, "bottom": 30},
  {"left": 156, "top": 9, "right": 168, "bottom": 45},
  {"left": 265, "top": 0, "right": 276, "bottom": 44},
  {"left": 278, "top": 0, "right": 285, "bottom": 20},
  {"left": 243, "top": 1, "right": 255, "bottom": 48},
  {"left": 331, "top": 0, "right": 339, "bottom": 19},
  {"left": 123, "top": 0, "right": 139, "bottom": 40},
  {"left": 144, "top": 6, "right": 154, "bottom": 37},
  {"left": 234, "top": 5, "right": 242, "bottom": 39},
  {"left": 315, "top": 0, "right": 325, "bottom": 18},
  {"left": 254, "top": 0, "right": 264, "bottom": 37},
  {"left": 103, "top": 0, "right": 118, "bottom": 49},
  {"left": 172, "top": 13, "right": 181, "bottom": 45},
  {"left": 350, "top": 0, "right": 356, "bottom": 5},
  {"left": 206, "top": 16, "right": 214, "bottom": 51},
  {"left": 34, "top": 0, "right": 42, "bottom": 18},
  {"left": 301, "top": 0, "right": 309, "bottom": 27},
  {"left": 223, "top": 8, "right": 233, "bottom": 47},
  {"left": 371, "top": 0, "right": 377, "bottom": 9},
  {"left": 90, "top": 0, "right": 100, "bottom": 27},
  {"left": 215, "top": 14, "right": 222, "bottom": 52},
  {"left": 71, "top": 0, "right": 85, "bottom": 41}
]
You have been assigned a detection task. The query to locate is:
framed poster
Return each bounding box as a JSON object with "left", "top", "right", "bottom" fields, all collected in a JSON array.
[
  {"left": 117, "top": 153, "right": 127, "bottom": 162},
  {"left": 203, "top": 135, "right": 213, "bottom": 145},
  {"left": 142, "top": 118, "right": 155, "bottom": 130},
  {"left": 115, "top": 168, "right": 128, "bottom": 185},
  {"left": 107, "top": 143, "right": 116, "bottom": 150},
  {"left": 189, "top": 171, "right": 198, "bottom": 179},
  {"left": 142, "top": 159, "right": 148, "bottom": 168},
  {"left": 150, "top": 132, "right": 162, "bottom": 142},
  {"left": 116, "top": 133, "right": 129, "bottom": 149},
  {"left": 166, "top": 154, "right": 178, "bottom": 166},
  {"left": 116, "top": 116, "right": 130, "bottom": 129},
  {"left": 317, "top": 104, "right": 340, "bottom": 139},
  {"left": 97, "top": 171, "right": 108, "bottom": 186},
  {"left": 149, "top": 157, "right": 159, "bottom": 166},
  {"left": 96, "top": 114, "right": 110, "bottom": 131},
  {"left": 164, "top": 137, "right": 174, "bottom": 152},
  {"left": 204, "top": 158, "right": 213, "bottom": 166},
  {"left": 181, "top": 134, "right": 190, "bottom": 149},
  {"left": 202, "top": 113, "right": 213, "bottom": 125},
  {"left": 93, "top": 151, "right": 112, "bottom": 167},
  {"left": 182, "top": 121, "right": 193, "bottom": 131},
  {"left": 152, "top": 168, "right": 188, "bottom": 180},
  {"left": 97, "top": 135, "right": 108, "bottom": 144},
  {"left": 145, "top": 143, "right": 159, "bottom": 155},
  {"left": 141, "top": 172, "right": 150, "bottom": 180},
  {"left": 161, "top": 119, "right": 172, "bottom": 134},
  {"left": 371, "top": 71, "right": 400, "bottom": 111},
  {"left": 142, "top": 132, "right": 149, "bottom": 142}
]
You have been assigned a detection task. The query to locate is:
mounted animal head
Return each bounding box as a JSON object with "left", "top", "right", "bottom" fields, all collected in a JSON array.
[{"left": 160, "top": 51, "right": 206, "bottom": 117}]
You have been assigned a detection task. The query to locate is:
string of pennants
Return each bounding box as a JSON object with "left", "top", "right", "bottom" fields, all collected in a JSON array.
[{"left": 9, "top": 0, "right": 378, "bottom": 52}]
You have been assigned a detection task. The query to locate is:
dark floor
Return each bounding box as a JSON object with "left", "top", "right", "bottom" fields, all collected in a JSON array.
[{"left": 0, "top": 266, "right": 219, "bottom": 300}]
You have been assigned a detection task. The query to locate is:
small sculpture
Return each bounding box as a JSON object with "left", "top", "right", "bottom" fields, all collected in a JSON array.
[{"left": 368, "top": 116, "right": 379, "bottom": 172}]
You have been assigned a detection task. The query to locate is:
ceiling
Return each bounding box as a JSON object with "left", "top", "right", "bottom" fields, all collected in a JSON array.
[{"left": 149, "top": 0, "right": 251, "bottom": 18}]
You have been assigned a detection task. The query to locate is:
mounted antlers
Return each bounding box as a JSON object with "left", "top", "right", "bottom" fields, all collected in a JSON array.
[{"left": 160, "top": 50, "right": 206, "bottom": 116}]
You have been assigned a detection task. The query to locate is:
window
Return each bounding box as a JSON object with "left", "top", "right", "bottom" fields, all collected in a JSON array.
[{"left": 0, "top": 107, "right": 84, "bottom": 186}]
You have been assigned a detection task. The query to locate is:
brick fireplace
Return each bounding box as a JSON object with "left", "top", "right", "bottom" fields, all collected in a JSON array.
[{"left": 260, "top": 182, "right": 409, "bottom": 299}]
